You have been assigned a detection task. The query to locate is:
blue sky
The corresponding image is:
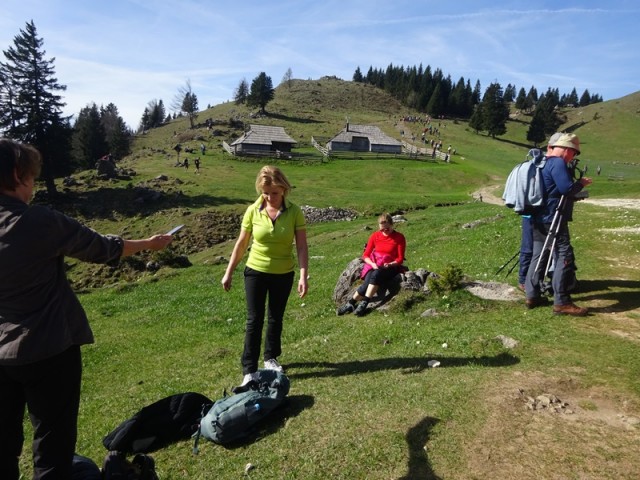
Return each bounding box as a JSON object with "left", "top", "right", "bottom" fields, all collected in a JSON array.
[{"left": 2, "top": 0, "right": 639, "bottom": 129}]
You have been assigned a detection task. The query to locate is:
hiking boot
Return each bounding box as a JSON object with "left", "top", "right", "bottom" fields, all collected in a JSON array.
[
  {"left": 525, "top": 297, "right": 548, "bottom": 309},
  {"left": 264, "top": 358, "right": 284, "bottom": 373},
  {"left": 337, "top": 303, "right": 355, "bottom": 316},
  {"left": 553, "top": 303, "right": 588, "bottom": 317},
  {"left": 354, "top": 300, "right": 369, "bottom": 316},
  {"left": 518, "top": 284, "right": 525, "bottom": 292}
]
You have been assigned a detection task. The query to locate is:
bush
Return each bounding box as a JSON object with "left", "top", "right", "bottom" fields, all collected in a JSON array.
[{"left": 427, "top": 263, "right": 464, "bottom": 295}]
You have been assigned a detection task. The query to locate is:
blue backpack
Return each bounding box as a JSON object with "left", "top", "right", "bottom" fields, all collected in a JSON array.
[
  {"left": 193, "top": 369, "right": 290, "bottom": 451},
  {"left": 502, "top": 148, "right": 547, "bottom": 214}
]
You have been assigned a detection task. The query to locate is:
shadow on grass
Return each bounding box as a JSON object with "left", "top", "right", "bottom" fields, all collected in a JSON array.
[
  {"left": 399, "top": 417, "right": 442, "bottom": 480},
  {"left": 575, "top": 279, "right": 640, "bottom": 313},
  {"left": 222, "top": 394, "right": 315, "bottom": 449},
  {"left": 286, "top": 352, "right": 519, "bottom": 380}
]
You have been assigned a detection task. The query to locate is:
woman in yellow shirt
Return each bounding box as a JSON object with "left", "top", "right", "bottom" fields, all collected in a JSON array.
[{"left": 222, "top": 166, "right": 308, "bottom": 387}]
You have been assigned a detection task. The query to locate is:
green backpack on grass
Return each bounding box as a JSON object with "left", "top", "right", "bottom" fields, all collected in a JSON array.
[{"left": 193, "top": 369, "right": 290, "bottom": 451}]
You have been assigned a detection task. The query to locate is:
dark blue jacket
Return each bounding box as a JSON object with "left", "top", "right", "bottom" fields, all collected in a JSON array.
[{"left": 536, "top": 156, "right": 584, "bottom": 224}]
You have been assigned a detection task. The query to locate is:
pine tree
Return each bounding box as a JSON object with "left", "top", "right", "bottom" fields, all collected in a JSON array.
[
  {"left": 579, "top": 89, "right": 591, "bottom": 107},
  {"left": 526, "top": 108, "right": 547, "bottom": 146},
  {"left": 71, "top": 103, "right": 108, "bottom": 170},
  {"left": 247, "top": 72, "right": 275, "bottom": 114},
  {"left": 234, "top": 78, "right": 249, "bottom": 104},
  {"left": 0, "top": 20, "right": 71, "bottom": 195},
  {"left": 352, "top": 66, "right": 363, "bottom": 83},
  {"left": 515, "top": 87, "right": 527, "bottom": 111},
  {"left": 469, "top": 104, "right": 484, "bottom": 133},
  {"left": 100, "top": 103, "right": 130, "bottom": 160},
  {"left": 481, "top": 82, "right": 509, "bottom": 138}
]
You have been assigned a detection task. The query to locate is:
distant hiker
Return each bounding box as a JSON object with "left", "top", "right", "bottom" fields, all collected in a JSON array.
[
  {"left": 597, "top": 165, "right": 601, "bottom": 176},
  {"left": 524, "top": 133, "right": 592, "bottom": 316},
  {"left": 194, "top": 157, "right": 200, "bottom": 173},
  {"left": 183, "top": 158, "right": 189, "bottom": 170},
  {"left": 221, "top": 166, "right": 308, "bottom": 388},
  {"left": 336, "top": 213, "right": 407, "bottom": 317},
  {"left": 0, "top": 138, "right": 174, "bottom": 480},
  {"left": 200, "top": 143, "right": 206, "bottom": 155}
]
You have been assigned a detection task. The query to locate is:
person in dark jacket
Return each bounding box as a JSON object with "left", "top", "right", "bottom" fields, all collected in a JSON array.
[
  {"left": 524, "top": 133, "right": 592, "bottom": 316},
  {"left": 0, "top": 138, "right": 174, "bottom": 480}
]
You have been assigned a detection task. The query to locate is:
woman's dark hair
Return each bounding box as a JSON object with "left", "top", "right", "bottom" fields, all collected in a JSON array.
[{"left": 0, "top": 138, "right": 42, "bottom": 191}]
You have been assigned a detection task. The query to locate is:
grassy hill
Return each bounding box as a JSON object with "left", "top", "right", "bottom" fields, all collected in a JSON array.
[{"left": 20, "top": 79, "right": 640, "bottom": 479}]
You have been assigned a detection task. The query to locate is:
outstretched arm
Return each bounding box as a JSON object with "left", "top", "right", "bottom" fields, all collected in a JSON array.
[{"left": 122, "top": 235, "right": 173, "bottom": 257}]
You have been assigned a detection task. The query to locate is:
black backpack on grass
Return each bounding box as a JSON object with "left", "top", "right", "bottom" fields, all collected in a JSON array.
[
  {"left": 103, "top": 392, "right": 212, "bottom": 454},
  {"left": 193, "top": 369, "right": 289, "bottom": 451}
]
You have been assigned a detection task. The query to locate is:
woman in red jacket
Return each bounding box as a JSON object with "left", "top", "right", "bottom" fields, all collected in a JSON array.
[{"left": 337, "top": 213, "right": 406, "bottom": 316}]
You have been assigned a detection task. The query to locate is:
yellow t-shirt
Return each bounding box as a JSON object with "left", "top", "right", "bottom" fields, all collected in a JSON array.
[{"left": 242, "top": 196, "right": 306, "bottom": 274}]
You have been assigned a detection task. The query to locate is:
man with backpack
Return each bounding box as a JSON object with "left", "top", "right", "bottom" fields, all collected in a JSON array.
[
  {"left": 517, "top": 133, "right": 563, "bottom": 290},
  {"left": 524, "top": 133, "right": 592, "bottom": 316}
]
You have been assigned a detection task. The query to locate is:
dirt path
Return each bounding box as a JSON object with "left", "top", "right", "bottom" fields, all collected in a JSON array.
[{"left": 471, "top": 185, "right": 640, "bottom": 210}]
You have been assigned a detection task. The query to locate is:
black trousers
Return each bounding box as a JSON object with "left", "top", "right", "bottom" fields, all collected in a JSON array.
[
  {"left": 356, "top": 266, "right": 400, "bottom": 297},
  {"left": 0, "top": 345, "right": 82, "bottom": 480},
  {"left": 242, "top": 267, "right": 294, "bottom": 374}
]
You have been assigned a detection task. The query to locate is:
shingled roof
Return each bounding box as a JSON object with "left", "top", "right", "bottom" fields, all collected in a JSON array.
[
  {"left": 329, "top": 124, "right": 402, "bottom": 146},
  {"left": 231, "top": 124, "right": 297, "bottom": 146}
]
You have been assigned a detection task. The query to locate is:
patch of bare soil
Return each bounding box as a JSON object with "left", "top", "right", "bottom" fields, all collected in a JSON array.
[
  {"left": 463, "top": 281, "right": 522, "bottom": 301},
  {"left": 457, "top": 371, "right": 640, "bottom": 480},
  {"left": 583, "top": 198, "right": 640, "bottom": 210}
]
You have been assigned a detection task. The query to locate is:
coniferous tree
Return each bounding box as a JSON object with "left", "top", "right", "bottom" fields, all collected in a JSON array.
[
  {"left": 469, "top": 104, "right": 484, "bottom": 133},
  {"left": 234, "top": 78, "right": 249, "bottom": 105},
  {"left": 481, "top": 82, "right": 509, "bottom": 138},
  {"left": 526, "top": 107, "right": 547, "bottom": 146},
  {"left": 100, "top": 103, "right": 130, "bottom": 160},
  {"left": 515, "top": 87, "right": 527, "bottom": 111},
  {"left": 247, "top": 72, "right": 274, "bottom": 114},
  {"left": 471, "top": 80, "right": 482, "bottom": 106},
  {"left": 146, "top": 99, "right": 165, "bottom": 128},
  {"left": 504, "top": 84, "right": 516, "bottom": 102},
  {"left": 566, "top": 87, "right": 579, "bottom": 106},
  {"left": 425, "top": 83, "right": 445, "bottom": 117},
  {"left": 0, "top": 20, "right": 71, "bottom": 194},
  {"left": 525, "top": 86, "right": 538, "bottom": 111},
  {"left": 579, "top": 89, "right": 591, "bottom": 107},
  {"left": 449, "top": 77, "right": 467, "bottom": 117},
  {"left": 138, "top": 108, "right": 151, "bottom": 132},
  {"left": 71, "top": 103, "right": 108, "bottom": 170},
  {"left": 352, "top": 66, "right": 364, "bottom": 83}
]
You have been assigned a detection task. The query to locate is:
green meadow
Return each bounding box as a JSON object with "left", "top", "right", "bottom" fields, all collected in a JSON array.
[{"left": 19, "top": 79, "right": 640, "bottom": 479}]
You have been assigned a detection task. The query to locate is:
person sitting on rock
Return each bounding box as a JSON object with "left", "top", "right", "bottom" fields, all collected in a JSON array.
[{"left": 337, "top": 213, "right": 407, "bottom": 316}]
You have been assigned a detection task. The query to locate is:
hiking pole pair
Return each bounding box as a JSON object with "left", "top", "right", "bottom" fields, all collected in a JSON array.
[
  {"left": 533, "top": 195, "right": 567, "bottom": 280},
  {"left": 496, "top": 250, "right": 520, "bottom": 277}
]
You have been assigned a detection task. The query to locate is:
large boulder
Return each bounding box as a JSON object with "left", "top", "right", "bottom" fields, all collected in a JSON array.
[{"left": 333, "top": 258, "right": 431, "bottom": 313}]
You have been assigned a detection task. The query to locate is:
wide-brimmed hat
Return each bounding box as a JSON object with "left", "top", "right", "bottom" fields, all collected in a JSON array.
[
  {"left": 549, "top": 133, "right": 581, "bottom": 155},
  {"left": 547, "top": 132, "right": 563, "bottom": 147}
]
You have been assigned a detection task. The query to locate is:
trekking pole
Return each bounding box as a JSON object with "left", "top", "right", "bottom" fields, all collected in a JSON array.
[
  {"left": 533, "top": 195, "right": 566, "bottom": 279},
  {"left": 505, "top": 256, "right": 520, "bottom": 277},
  {"left": 495, "top": 250, "right": 520, "bottom": 275}
]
